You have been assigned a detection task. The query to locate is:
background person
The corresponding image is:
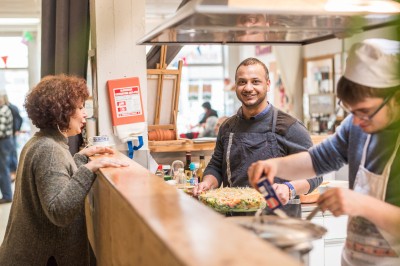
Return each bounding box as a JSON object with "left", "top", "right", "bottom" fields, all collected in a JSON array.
[
  {"left": 0, "top": 92, "right": 13, "bottom": 204},
  {"left": 199, "top": 116, "right": 218, "bottom": 138},
  {"left": 0, "top": 75, "right": 129, "bottom": 265},
  {"left": 248, "top": 39, "right": 400, "bottom": 265},
  {"left": 198, "top": 101, "right": 218, "bottom": 126},
  {"left": 193, "top": 58, "right": 322, "bottom": 217},
  {"left": 214, "top": 116, "right": 228, "bottom": 136},
  {"left": 4, "top": 94, "right": 23, "bottom": 181},
  {"left": 182, "top": 101, "right": 219, "bottom": 139}
]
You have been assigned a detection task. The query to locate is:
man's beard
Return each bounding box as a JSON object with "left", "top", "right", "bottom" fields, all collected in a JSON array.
[{"left": 238, "top": 92, "right": 266, "bottom": 109}]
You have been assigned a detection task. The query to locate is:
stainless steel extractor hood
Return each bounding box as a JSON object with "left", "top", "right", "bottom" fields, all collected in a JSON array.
[{"left": 137, "top": 0, "right": 400, "bottom": 45}]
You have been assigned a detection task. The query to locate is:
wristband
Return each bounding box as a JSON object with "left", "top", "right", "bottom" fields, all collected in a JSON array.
[{"left": 284, "top": 182, "right": 296, "bottom": 200}]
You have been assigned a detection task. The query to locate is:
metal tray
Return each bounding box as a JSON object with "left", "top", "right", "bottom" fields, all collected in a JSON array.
[{"left": 226, "top": 215, "right": 327, "bottom": 248}]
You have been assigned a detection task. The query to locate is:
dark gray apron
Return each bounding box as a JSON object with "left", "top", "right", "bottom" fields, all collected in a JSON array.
[{"left": 223, "top": 108, "right": 301, "bottom": 217}]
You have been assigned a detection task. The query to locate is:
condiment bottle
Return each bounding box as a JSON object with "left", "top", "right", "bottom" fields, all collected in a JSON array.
[
  {"left": 184, "top": 151, "right": 192, "bottom": 180},
  {"left": 189, "top": 162, "right": 198, "bottom": 186},
  {"left": 196, "top": 155, "right": 206, "bottom": 182},
  {"left": 155, "top": 165, "right": 164, "bottom": 179}
]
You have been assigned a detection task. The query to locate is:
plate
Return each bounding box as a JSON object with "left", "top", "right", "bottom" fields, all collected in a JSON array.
[
  {"left": 227, "top": 215, "right": 327, "bottom": 248},
  {"left": 198, "top": 187, "right": 266, "bottom": 213},
  {"left": 183, "top": 185, "right": 195, "bottom": 194},
  {"left": 192, "top": 137, "right": 217, "bottom": 143}
]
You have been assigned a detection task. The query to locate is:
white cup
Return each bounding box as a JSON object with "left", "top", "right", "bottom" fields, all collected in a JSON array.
[{"left": 88, "top": 135, "right": 111, "bottom": 147}]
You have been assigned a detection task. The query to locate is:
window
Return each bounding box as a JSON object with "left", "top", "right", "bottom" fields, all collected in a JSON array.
[
  {"left": 170, "top": 45, "right": 225, "bottom": 135},
  {"left": 0, "top": 36, "right": 31, "bottom": 152}
]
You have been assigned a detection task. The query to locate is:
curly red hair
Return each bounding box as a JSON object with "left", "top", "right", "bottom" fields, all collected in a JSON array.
[{"left": 25, "top": 74, "right": 89, "bottom": 130}]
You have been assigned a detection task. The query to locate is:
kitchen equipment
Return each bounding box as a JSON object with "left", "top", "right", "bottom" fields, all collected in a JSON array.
[
  {"left": 137, "top": 0, "right": 400, "bottom": 45},
  {"left": 299, "top": 188, "right": 320, "bottom": 203},
  {"left": 318, "top": 180, "right": 349, "bottom": 193},
  {"left": 227, "top": 213, "right": 327, "bottom": 261},
  {"left": 305, "top": 206, "right": 321, "bottom": 221},
  {"left": 170, "top": 160, "right": 184, "bottom": 179}
]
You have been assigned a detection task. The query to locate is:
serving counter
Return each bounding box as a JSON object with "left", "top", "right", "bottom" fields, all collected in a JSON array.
[{"left": 85, "top": 151, "right": 300, "bottom": 266}]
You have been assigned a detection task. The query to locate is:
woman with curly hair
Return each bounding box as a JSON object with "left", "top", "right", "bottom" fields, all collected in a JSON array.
[{"left": 0, "top": 74, "right": 128, "bottom": 266}]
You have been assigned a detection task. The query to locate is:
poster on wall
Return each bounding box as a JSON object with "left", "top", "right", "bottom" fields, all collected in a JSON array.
[
  {"left": 304, "top": 56, "right": 334, "bottom": 94},
  {"left": 188, "top": 84, "right": 199, "bottom": 101},
  {"left": 255, "top": 45, "right": 272, "bottom": 56},
  {"left": 273, "top": 73, "right": 293, "bottom": 113},
  {"left": 202, "top": 84, "right": 212, "bottom": 101}
]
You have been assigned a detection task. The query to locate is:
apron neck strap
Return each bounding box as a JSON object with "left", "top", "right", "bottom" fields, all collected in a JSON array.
[
  {"left": 360, "top": 134, "right": 371, "bottom": 167},
  {"left": 271, "top": 107, "right": 278, "bottom": 134}
]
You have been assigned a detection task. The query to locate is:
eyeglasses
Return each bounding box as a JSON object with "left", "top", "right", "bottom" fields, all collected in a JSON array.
[{"left": 338, "top": 93, "right": 394, "bottom": 121}]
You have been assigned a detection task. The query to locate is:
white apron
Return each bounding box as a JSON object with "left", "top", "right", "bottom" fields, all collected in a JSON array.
[{"left": 342, "top": 133, "right": 400, "bottom": 266}]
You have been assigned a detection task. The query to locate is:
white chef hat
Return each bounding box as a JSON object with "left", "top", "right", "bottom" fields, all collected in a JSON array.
[{"left": 344, "top": 38, "right": 400, "bottom": 88}]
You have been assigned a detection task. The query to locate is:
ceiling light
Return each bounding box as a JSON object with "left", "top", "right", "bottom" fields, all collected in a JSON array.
[{"left": 0, "top": 18, "right": 40, "bottom": 26}]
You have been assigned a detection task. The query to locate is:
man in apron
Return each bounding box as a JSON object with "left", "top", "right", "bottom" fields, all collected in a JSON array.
[
  {"left": 248, "top": 39, "right": 400, "bottom": 265},
  {"left": 193, "top": 57, "right": 322, "bottom": 218}
]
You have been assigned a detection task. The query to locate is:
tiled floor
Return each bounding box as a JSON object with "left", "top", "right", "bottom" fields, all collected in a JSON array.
[{"left": 0, "top": 183, "right": 14, "bottom": 242}]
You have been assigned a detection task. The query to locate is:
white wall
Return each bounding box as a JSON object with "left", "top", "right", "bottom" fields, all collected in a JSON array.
[
  {"left": 90, "top": 0, "right": 150, "bottom": 167},
  {"left": 303, "top": 25, "right": 399, "bottom": 59},
  {"left": 28, "top": 26, "right": 41, "bottom": 91}
]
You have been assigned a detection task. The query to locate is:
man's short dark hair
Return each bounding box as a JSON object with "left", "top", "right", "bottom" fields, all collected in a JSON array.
[
  {"left": 202, "top": 101, "right": 211, "bottom": 110},
  {"left": 235, "top": 57, "right": 269, "bottom": 82},
  {"left": 337, "top": 76, "right": 399, "bottom": 105}
]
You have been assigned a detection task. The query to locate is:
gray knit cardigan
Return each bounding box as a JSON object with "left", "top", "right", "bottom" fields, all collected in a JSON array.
[{"left": 0, "top": 129, "right": 96, "bottom": 266}]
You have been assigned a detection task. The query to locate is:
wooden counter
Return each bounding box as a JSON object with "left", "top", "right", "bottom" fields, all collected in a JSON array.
[
  {"left": 85, "top": 151, "right": 300, "bottom": 266},
  {"left": 310, "top": 134, "right": 331, "bottom": 145}
]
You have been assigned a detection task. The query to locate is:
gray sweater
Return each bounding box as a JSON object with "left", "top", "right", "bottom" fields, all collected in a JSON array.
[{"left": 0, "top": 129, "right": 96, "bottom": 266}]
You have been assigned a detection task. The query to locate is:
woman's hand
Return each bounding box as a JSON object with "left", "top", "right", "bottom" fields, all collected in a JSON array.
[
  {"left": 85, "top": 158, "right": 129, "bottom": 172},
  {"left": 79, "top": 146, "right": 114, "bottom": 157}
]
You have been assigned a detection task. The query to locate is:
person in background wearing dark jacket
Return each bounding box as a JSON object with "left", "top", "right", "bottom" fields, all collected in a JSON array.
[
  {"left": 183, "top": 101, "right": 219, "bottom": 139},
  {"left": 0, "top": 93, "right": 13, "bottom": 204},
  {"left": 198, "top": 101, "right": 218, "bottom": 125},
  {"left": 193, "top": 58, "right": 322, "bottom": 217},
  {"left": 0, "top": 75, "right": 129, "bottom": 265},
  {"left": 4, "top": 95, "right": 23, "bottom": 181}
]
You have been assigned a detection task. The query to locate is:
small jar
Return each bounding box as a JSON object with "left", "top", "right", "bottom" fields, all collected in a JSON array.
[{"left": 176, "top": 168, "right": 186, "bottom": 189}]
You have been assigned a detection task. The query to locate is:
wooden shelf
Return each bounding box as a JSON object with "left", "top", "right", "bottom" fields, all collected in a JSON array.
[
  {"left": 149, "top": 139, "right": 216, "bottom": 153},
  {"left": 149, "top": 135, "right": 330, "bottom": 152}
]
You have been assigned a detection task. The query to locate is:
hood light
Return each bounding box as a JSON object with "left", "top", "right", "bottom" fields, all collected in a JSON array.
[{"left": 325, "top": 0, "right": 400, "bottom": 13}]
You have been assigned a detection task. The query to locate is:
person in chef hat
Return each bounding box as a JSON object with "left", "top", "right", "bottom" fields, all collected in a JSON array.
[{"left": 248, "top": 38, "right": 400, "bottom": 266}]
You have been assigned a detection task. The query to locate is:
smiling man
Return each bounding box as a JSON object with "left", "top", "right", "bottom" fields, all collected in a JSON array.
[
  {"left": 193, "top": 57, "right": 322, "bottom": 218},
  {"left": 248, "top": 39, "right": 400, "bottom": 265}
]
